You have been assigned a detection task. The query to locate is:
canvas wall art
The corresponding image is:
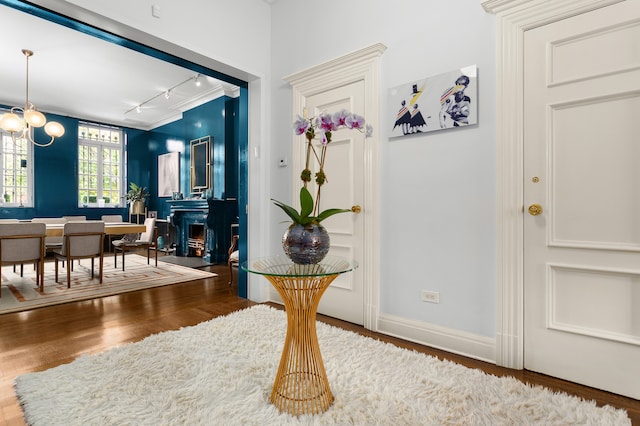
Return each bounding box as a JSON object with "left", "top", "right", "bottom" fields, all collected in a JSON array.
[
  {"left": 158, "top": 152, "right": 180, "bottom": 197},
  {"left": 388, "top": 65, "right": 477, "bottom": 138}
]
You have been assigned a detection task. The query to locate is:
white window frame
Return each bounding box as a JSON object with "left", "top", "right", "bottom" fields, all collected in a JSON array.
[
  {"left": 78, "top": 122, "right": 125, "bottom": 208},
  {"left": 0, "top": 109, "right": 34, "bottom": 208}
]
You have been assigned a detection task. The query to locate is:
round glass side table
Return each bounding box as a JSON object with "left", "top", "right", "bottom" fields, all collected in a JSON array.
[{"left": 242, "top": 255, "right": 358, "bottom": 416}]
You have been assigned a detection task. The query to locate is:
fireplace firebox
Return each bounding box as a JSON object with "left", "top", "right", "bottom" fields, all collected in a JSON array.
[{"left": 188, "top": 223, "right": 206, "bottom": 257}]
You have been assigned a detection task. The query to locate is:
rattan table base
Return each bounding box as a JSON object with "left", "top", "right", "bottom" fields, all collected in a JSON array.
[{"left": 264, "top": 273, "right": 340, "bottom": 416}]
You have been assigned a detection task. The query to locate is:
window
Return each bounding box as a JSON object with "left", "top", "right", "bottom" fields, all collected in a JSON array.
[
  {"left": 78, "top": 123, "right": 124, "bottom": 207},
  {"left": 0, "top": 112, "right": 33, "bottom": 207}
]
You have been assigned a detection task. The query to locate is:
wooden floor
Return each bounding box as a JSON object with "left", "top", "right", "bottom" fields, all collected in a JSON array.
[{"left": 1, "top": 261, "right": 638, "bottom": 425}]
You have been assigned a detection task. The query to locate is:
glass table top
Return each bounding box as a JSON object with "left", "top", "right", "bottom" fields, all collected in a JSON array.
[{"left": 242, "top": 255, "right": 357, "bottom": 277}]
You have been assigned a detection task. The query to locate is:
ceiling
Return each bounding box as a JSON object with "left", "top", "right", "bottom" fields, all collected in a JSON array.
[{"left": 0, "top": 4, "right": 239, "bottom": 131}]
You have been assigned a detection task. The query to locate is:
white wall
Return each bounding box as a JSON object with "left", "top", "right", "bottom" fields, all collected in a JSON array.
[
  {"left": 60, "top": 0, "right": 272, "bottom": 79},
  {"left": 51, "top": 0, "right": 276, "bottom": 301},
  {"left": 48, "top": 0, "right": 499, "bottom": 356},
  {"left": 270, "top": 0, "right": 498, "bottom": 340}
]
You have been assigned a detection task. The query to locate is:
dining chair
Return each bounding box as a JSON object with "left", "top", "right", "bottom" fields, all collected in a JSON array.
[
  {"left": 227, "top": 234, "right": 239, "bottom": 286},
  {"left": 112, "top": 217, "right": 157, "bottom": 271},
  {"left": 101, "top": 215, "right": 123, "bottom": 223},
  {"left": 0, "top": 222, "right": 46, "bottom": 295},
  {"left": 101, "top": 214, "right": 124, "bottom": 252},
  {"left": 32, "top": 217, "right": 67, "bottom": 252},
  {"left": 53, "top": 221, "right": 105, "bottom": 288},
  {"left": 62, "top": 215, "right": 87, "bottom": 222},
  {"left": 0, "top": 220, "right": 25, "bottom": 275}
]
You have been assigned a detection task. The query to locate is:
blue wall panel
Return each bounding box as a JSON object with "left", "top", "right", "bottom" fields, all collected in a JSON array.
[
  {"left": 147, "top": 96, "right": 234, "bottom": 220},
  {"left": 0, "top": 96, "right": 239, "bottom": 224},
  {"left": 236, "top": 87, "right": 248, "bottom": 298}
]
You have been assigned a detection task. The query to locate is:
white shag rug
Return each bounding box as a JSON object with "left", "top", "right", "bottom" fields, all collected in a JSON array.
[{"left": 15, "top": 305, "right": 630, "bottom": 425}]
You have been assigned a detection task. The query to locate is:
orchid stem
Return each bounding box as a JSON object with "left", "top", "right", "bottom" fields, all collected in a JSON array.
[{"left": 303, "top": 136, "right": 313, "bottom": 188}]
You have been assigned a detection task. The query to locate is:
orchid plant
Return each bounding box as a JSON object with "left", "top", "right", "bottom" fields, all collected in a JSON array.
[{"left": 272, "top": 110, "right": 372, "bottom": 226}]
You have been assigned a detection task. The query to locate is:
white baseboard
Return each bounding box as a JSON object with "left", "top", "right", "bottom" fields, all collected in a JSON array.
[{"left": 377, "top": 312, "right": 496, "bottom": 364}]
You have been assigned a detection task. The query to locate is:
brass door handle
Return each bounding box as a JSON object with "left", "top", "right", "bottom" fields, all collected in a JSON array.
[
  {"left": 351, "top": 205, "right": 362, "bottom": 213},
  {"left": 528, "top": 203, "right": 543, "bottom": 216}
]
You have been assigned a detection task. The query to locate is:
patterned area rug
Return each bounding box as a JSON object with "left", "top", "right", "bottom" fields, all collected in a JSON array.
[
  {"left": 15, "top": 305, "right": 630, "bottom": 425},
  {"left": 0, "top": 254, "right": 216, "bottom": 315}
]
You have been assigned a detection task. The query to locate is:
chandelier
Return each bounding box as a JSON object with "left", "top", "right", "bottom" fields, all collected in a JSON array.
[{"left": 0, "top": 49, "right": 65, "bottom": 147}]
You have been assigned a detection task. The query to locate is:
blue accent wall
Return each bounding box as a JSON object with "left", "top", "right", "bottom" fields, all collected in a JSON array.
[
  {"left": 0, "top": 109, "right": 131, "bottom": 220},
  {"left": 0, "top": 96, "right": 241, "bottom": 226},
  {"left": 0, "top": 0, "right": 249, "bottom": 298},
  {"left": 236, "top": 87, "right": 248, "bottom": 298},
  {"left": 144, "top": 96, "right": 238, "bottom": 221}
]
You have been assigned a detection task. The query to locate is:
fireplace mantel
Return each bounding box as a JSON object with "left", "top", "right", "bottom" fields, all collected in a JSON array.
[
  {"left": 168, "top": 199, "right": 209, "bottom": 259},
  {"left": 167, "top": 199, "right": 209, "bottom": 212},
  {"left": 168, "top": 198, "right": 237, "bottom": 263}
]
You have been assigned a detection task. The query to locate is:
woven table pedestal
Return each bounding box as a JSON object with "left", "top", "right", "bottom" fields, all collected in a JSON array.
[
  {"left": 264, "top": 272, "right": 339, "bottom": 415},
  {"left": 242, "top": 256, "right": 357, "bottom": 416}
]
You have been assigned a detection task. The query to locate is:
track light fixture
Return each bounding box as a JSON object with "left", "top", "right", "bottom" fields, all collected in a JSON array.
[{"left": 125, "top": 74, "right": 208, "bottom": 115}]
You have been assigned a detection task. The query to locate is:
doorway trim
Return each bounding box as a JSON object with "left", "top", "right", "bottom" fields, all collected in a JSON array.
[
  {"left": 482, "top": 0, "right": 626, "bottom": 368},
  {"left": 283, "top": 43, "right": 386, "bottom": 330}
]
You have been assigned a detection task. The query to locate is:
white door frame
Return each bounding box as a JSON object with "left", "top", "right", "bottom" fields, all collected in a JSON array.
[
  {"left": 481, "top": 0, "right": 625, "bottom": 369},
  {"left": 283, "top": 43, "right": 386, "bottom": 331}
]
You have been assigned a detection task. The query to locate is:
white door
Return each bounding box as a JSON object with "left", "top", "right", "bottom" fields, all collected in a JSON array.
[
  {"left": 524, "top": 0, "right": 640, "bottom": 399},
  {"left": 294, "top": 81, "right": 366, "bottom": 325}
]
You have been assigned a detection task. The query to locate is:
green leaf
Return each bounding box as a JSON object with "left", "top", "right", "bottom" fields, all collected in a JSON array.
[
  {"left": 316, "top": 208, "right": 351, "bottom": 222},
  {"left": 271, "top": 198, "right": 301, "bottom": 223},
  {"left": 299, "top": 187, "right": 314, "bottom": 220}
]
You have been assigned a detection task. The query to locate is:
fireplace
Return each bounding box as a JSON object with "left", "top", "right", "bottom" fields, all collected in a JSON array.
[
  {"left": 168, "top": 199, "right": 209, "bottom": 259},
  {"left": 188, "top": 223, "right": 206, "bottom": 257},
  {"left": 168, "top": 198, "right": 238, "bottom": 263}
]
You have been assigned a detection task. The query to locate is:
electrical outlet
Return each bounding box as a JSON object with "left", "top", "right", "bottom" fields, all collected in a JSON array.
[{"left": 421, "top": 290, "right": 440, "bottom": 304}]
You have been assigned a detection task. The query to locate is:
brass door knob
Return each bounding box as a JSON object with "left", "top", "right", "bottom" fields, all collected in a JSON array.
[
  {"left": 528, "top": 203, "right": 543, "bottom": 216},
  {"left": 351, "top": 205, "right": 362, "bottom": 213}
]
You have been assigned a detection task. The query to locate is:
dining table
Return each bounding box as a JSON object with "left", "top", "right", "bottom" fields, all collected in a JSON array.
[{"left": 45, "top": 222, "right": 146, "bottom": 237}]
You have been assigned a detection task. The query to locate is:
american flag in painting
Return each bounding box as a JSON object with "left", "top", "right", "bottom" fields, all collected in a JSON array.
[{"left": 440, "top": 85, "right": 463, "bottom": 105}]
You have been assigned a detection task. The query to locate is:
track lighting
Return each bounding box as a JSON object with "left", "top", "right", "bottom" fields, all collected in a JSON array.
[{"left": 126, "top": 74, "right": 207, "bottom": 115}]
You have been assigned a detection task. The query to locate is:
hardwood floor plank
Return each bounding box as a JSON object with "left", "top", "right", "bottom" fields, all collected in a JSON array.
[{"left": 1, "top": 261, "right": 638, "bottom": 425}]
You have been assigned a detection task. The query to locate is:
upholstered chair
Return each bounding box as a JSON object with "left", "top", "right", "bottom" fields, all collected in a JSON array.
[
  {"left": 31, "top": 217, "right": 67, "bottom": 251},
  {"left": 112, "top": 217, "right": 157, "bottom": 271},
  {"left": 101, "top": 214, "right": 124, "bottom": 252},
  {"left": 100, "top": 215, "right": 123, "bottom": 223},
  {"left": 53, "top": 221, "right": 105, "bottom": 288},
  {"left": 0, "top": 219, "right": 25, "bottom": 275},
  {"left": 227, "top": 234, "right": 239, "bottom": 286},
  {"left": 62, "top": 216, "right": 87, "bottom": 221},
  {"left": 0, "top": 222, "right": 46, "bottom": 294}
]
